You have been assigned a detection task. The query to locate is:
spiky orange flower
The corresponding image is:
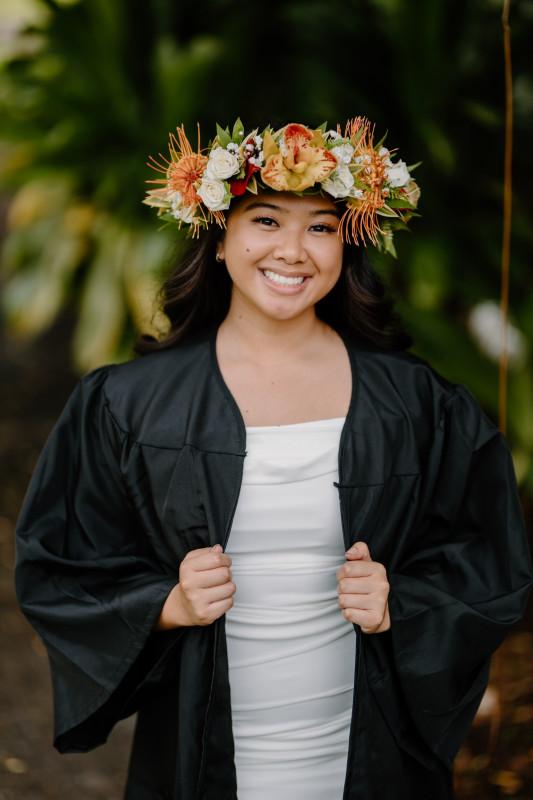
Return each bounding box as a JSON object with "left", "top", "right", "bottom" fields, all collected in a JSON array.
[
  {"left": 339, "top": 118, "right": 387, "bottom": 245},
  {"left": 145, "top": 125, "right": 226, "bottom": 234},
  {"left": 166, "top": 127, "right": 207, "bottom": 206}
]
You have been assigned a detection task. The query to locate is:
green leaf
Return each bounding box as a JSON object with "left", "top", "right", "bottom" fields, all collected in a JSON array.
[
  {"left": 389, "top": 218, "right": 411, "bottom": 231},
  {"left": 386, "top": 198, "right": 415, "bottom": 209},
  {"left": 407, "top": 161, "right": 422, "bottom": 172},
  {"left": 247, "top": 176, "right": 258, "bottom": 195},
  {"left": 379, "top": 232, "right": 397, "bottom": 258},
  {"left": 216, "top": 123, "right": 231, "bottom": 148},
  {"left": 374, "top": 131, "right": 388, "bottom": 151},
  {"left": 232, "top": 117, "right": 244, "bottom": 141},
  {"left": 377, "top": 205, "right": 400, "bottom": 218}
]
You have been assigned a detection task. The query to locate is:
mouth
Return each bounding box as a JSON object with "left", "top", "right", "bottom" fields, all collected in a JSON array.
[{"left": 261, "top": 269, "right": 306, "bottom": 287}]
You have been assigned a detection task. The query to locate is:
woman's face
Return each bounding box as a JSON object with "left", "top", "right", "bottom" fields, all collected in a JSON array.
[{"left": 217, "top": 192, "right": 344, "bottom": 325}]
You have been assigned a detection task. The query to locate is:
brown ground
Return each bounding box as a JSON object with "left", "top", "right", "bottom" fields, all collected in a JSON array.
[{"left": 1, "top": 321, "right": 532, "bottom": 800}]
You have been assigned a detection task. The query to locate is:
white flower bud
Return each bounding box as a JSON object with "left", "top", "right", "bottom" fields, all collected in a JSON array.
[
  {"left": 385, "top": 159, "right": 410, "bottom": 188},
  {"left": 331, "top": 143, "right": 355, "bottom": 165},
  {"left": 322, "top": 165, "right": 355, "bottom": 198},
  {"left": 379, "top": 146, "right": 393, "bottom": 166}
]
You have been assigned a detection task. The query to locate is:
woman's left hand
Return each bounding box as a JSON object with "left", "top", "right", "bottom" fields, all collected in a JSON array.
[{"left": 336, "top": 542, "right": 391, "bottom": 633}]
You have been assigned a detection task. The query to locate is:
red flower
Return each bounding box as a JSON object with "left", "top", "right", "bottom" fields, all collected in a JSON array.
[{"left": 229, "top": 159, "right": 261, "bottom": 196}]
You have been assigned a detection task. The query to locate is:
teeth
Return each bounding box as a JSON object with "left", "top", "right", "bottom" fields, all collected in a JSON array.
[{"left": 263, "top": 269, "right": 305, "bottom": 286}]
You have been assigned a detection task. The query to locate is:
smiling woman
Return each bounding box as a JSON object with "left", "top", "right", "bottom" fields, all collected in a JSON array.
[
  {"left": 136, "top": 196, "right": 411, "bottom": 356},
  {"left": 15, "top": 118, "right": 532, "bottom": 800},
  {"left": 219, "top": 194, "right": 343, "bottom": 317}
]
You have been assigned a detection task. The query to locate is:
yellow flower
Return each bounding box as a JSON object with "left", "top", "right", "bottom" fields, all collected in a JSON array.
[{"left": 261, "top": 124, "right": 338, "bottom": 192}]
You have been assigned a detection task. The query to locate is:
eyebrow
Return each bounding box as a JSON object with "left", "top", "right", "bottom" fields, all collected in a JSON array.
[{"left": 244, "top": 201, "right": 340, "bottom": 218}]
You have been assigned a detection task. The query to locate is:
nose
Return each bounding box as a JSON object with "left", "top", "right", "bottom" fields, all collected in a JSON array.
[{"left": 272, "top": 230, "right": 306, "bottom": 265}]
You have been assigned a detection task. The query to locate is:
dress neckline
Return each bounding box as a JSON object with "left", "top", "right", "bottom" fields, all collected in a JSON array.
[{"left": 245, "top": 417, "right": 346, "bottom": 432}]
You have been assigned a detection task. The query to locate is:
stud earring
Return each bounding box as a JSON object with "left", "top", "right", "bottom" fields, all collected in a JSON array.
[{"left": 216, "top": 253, "right": 224, "bottom": 263}]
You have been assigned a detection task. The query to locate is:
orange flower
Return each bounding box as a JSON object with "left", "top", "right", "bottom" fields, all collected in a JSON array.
[
  {"left": 146, "top": 125, "right": 227, "bottom": 234},
  {"left": 261, "top": 124, "right": 338, "bottom": 192},
  {"left": 339, "top": 119, "right": 387, "bottom": 244}
]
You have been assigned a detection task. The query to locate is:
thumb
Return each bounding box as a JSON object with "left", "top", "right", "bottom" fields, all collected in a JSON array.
[
  {"left": 345, "top": 542, "right": 372, "bottom": 562},
  {"left": 183, "top": 544, "right": 223, "bottom": 560}
]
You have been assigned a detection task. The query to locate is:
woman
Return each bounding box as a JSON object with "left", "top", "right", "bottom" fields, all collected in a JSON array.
[{"left": 15, "top": 119, "right": 532, "bottom": 800}]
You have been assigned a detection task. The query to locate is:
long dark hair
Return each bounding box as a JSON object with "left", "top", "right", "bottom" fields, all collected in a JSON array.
[{"left": 136, "top": 209, "right": 411, "bottom": 355}]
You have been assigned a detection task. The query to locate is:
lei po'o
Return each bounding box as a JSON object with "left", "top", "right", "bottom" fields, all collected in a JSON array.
[{"left": 144, "top": 118, "right": 420, "bottom": 255}]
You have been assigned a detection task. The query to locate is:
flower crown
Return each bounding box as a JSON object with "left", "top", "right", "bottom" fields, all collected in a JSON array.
[{"left": 144, "top": 118, "right": 420, "bottom": 255}]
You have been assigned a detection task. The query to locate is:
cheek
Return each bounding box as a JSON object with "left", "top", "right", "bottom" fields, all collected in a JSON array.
[
  {"left": 322, "top": 244, "right": 344, "bottom": 282},
  {"left": 224, "top": 229, "right": 262, "bottom": 263}
]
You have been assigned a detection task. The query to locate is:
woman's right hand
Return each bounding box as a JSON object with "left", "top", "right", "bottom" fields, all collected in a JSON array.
[{"left": 155, "top": 544, "right": 235, "bottom": 629}]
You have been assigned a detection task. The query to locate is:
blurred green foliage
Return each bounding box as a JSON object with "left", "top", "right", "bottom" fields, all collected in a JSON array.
[{"left": 0, "top": 0, "right": 532, "bottom": 492}]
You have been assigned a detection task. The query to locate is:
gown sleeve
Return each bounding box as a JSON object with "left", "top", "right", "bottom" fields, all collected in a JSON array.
[
  {"left": 380, "top": 385, "right": 533, "bottom": 768},
  {"left": 15, "top": 368, "right": 180, "bottom": 752}
]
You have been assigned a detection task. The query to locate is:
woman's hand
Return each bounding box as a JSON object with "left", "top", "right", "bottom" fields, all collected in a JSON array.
[
  {"left": 155, "top": 544, "right": 236, "bottom": 630},
  {"left": 336, "top": 542, "right": 390, "bottom": 633}
]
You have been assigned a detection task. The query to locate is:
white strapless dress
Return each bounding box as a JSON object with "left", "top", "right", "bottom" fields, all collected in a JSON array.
[{"left": 225, "top": 418, "right": 356, "bottom": 800}]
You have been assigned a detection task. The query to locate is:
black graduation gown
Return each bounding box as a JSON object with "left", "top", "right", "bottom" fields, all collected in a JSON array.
[{"left": 15, "top": 332, "right": 532, "bottom": 800}]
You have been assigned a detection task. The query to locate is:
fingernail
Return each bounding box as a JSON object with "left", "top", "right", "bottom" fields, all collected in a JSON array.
[
  {"left": 346, "top": 545, "right": 360, "bottom": 556},
  {"left": 212, "top": 544, "right": 222, "bottom": 552}
]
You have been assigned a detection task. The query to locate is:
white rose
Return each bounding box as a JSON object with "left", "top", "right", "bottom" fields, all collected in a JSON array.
[
  {"left": 205, "top": 147, "right": 241, "bottom": 180},
  {"left": 196, "top": 178, "right": 231, "bottom": 211},
  {"left": 331, "top": 143, "right": 355, "bottom": 165},
  {"left": 385, "top": 159, "right": 410, "bottom": 188},
  {"left": 322, "top": 164, "right": 355, "bottom": 199}
]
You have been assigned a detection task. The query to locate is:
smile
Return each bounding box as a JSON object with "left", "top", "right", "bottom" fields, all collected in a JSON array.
[{"left": 262, "top": 270, "right": 305, "bottom": 286}]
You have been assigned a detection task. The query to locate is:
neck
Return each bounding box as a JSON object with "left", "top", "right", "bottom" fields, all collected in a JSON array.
[{"left": 218, "top": 305, "right": 332, "bottom": 364}]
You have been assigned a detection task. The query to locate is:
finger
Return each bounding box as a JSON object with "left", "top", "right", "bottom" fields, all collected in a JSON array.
[
  {"left": 337, "top": 593, "right": 383, "bottom": 611},
  {"left": 342, "top": 603, "right": 391, "bottom": 633},
  {"left": 183, "top": 545, "right": 219, "bottom": 560},
  {"left": 189, "top": 593, "right": 236, "bottom": 626},
  {"left": 337, "top": 576, "right": 388, "bottom": 596},
  {"left": 203, "top": 596, "right": 235, "bottom": 623},
  {"left": 178, "top": 579, "right": 236, "bottom": 626},
  {"left": 345, "top": 542, "right": 372, "bottom": 561},
  {"left": 337, "top": 560, "right": 384, "bottom": 581},
  {"left": 188, "top": 566, "right": 233, "bottom": 589},
  {"left": 203, "top": 580, "right": 236, "bottom": 604},
  {"left": 184, "top": 549, "right": 232, "bottom": 572},
  {"left": 341, "top": 606, "right": 384, "bottom": 630}
]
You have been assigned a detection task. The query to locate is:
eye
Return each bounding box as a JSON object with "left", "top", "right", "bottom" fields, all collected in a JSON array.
[
  {"left": 309, "top": 222, "right": 338, "bottom": 233},
  {"left": 251, "top": 215, "right": 279, "bottom": 227}
]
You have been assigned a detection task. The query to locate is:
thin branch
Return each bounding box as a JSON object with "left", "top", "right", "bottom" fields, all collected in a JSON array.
[
  {"left": 499, "top": 0, "right": 513, "bottom": 437},
  {"left": 484, "top": 0, "right": 513, "bottom": 779}
]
